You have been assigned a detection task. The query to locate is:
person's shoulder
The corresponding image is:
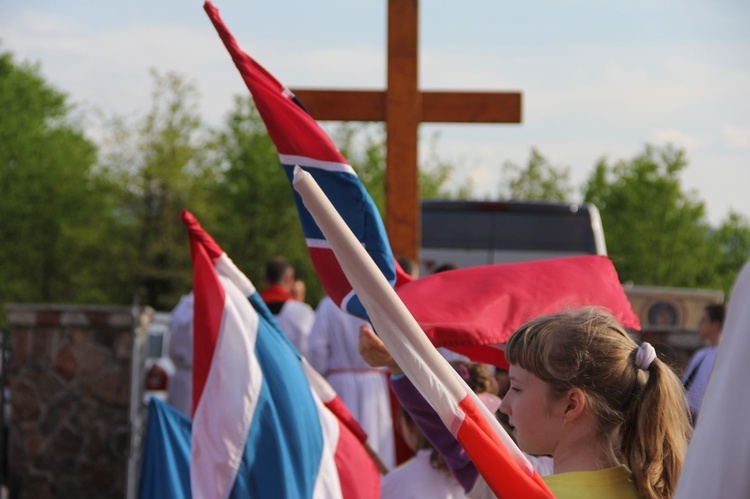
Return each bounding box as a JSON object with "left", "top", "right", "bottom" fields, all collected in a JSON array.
[
  {"left": 380, "top": 455, "right": 435, "bottom": 497},
  {"left": 282, "top": 299, "right": 316, "bottom": 318},
  {"left": 316, "top": 295, "right": 334, "bottom": 309},
  {"left": 544, "top": 466, "right": 639, "bottom": 499},
  {"left": 688, "top": 346, "right": 711, "bottom": 362},
  {"left": 296, "top": 300, "right": 315, "bottom": 313},
  {"left": 380, "top": 459, "right": 417, "bottom": 498}
]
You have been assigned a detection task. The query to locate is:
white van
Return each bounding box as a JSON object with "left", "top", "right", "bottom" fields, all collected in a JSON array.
[{"left": 420, "top": 200, "right": 607, "bottom": 274}]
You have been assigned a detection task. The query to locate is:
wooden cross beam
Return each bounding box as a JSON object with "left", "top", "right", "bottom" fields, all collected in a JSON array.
[{"left": 291, "top": 0, "right": 522, "bottom": 262}]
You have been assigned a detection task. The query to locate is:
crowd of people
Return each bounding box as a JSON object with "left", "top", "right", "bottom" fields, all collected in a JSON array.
[{"left": 166, "top": 254, "right": 745, "bottom": 498}]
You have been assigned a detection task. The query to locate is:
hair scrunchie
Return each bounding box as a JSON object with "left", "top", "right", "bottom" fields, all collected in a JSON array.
[{"left": 634, "top": 342, "right": 657, "bottom": 370}]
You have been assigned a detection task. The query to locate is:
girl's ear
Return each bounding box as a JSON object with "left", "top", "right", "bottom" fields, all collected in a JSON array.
[{"left": 562, "top": 387, "right": 587, "bottom": 422}]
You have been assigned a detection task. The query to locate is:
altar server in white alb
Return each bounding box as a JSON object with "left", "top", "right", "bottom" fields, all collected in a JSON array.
[
  {"left": 307, "top": 295, "right": 395, "bottom": 469},
  {"left": 259, "top": 256, "right": 315, "bottom": 356}
]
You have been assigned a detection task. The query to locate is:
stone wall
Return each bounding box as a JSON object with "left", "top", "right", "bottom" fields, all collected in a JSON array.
[{"left": 6, "top": 304, "right": 150, "bottom": 499}]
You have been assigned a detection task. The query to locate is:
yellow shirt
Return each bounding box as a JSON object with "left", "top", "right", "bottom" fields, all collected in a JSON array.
[{"left": 543, "top": 465, "right": 640, "bottom": 499}]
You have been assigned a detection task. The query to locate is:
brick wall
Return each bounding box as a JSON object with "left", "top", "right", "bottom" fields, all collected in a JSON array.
[{"left": 5, "top": 304, "right": 150, "bottom": 499}]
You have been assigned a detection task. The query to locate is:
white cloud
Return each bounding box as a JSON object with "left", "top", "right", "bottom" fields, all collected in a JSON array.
[
  {"left": 651, "top": 129, "right": 705, "bottom": 150},
  {"left": 722, "top": 126, "right": 750, "bottom": 148},
  {"left": 466, "top": 167, "right": 494, "bottom": 196}
]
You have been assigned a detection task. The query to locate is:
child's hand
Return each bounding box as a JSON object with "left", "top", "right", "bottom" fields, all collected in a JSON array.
[{"left": 358, "top": 324, "right": 402, "bottom": 375}]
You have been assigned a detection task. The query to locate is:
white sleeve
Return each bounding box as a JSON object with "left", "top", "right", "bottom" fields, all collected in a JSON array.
[{"left": 308, "top": 300, "right": 333, "bottom": 374}]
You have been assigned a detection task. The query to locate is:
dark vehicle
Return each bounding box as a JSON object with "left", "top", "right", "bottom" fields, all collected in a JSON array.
[{"left": 420, "top": 199, "right": 607, "bottom": 273}]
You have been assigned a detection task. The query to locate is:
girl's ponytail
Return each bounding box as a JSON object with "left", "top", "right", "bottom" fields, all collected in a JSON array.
[{"left": 621, "top": 357, "right": 692, "bottom": 499}]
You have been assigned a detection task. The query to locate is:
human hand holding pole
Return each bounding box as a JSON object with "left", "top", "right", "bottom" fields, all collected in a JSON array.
[{"left": 358, "top": 324, "right": 403, "bottom": 375}]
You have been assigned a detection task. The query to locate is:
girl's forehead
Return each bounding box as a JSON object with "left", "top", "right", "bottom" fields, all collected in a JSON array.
[
  {"left": 508, "top": 364, "right": 532, "bottom": 380},
  {"left": 508, "top": 365, "right": 550, "bottom": 389}
]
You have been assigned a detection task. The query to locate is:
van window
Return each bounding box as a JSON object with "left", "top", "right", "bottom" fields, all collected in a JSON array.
[{"left": 420, "top": 200, "right": 607, "bottom": 273}]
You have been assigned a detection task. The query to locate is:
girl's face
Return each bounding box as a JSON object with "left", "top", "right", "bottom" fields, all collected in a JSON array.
[{"left": 499, "top": 365, "right": 566, "bottom": 455}]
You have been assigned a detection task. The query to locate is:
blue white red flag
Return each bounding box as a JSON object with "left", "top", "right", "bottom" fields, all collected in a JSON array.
[
  {"left": 203, "top": 1, "right": 411, "bottom": 321},
  {"left": 182, "top": 209, "right": 379, "bottom": 499}
]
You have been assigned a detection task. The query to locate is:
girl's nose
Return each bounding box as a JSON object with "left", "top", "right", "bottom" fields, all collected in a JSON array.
[{"left": 499, "top": 397, "right": 511, "bottom": 416}]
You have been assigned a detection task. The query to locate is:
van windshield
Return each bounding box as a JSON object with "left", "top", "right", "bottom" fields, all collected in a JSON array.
[{"left": 420, "top": 200, "right": 606, "bottom": 272}]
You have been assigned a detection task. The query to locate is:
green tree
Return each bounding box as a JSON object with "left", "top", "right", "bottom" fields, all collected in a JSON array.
[
  {"left": 332, "top": 123, "right": 387, "bottom": 214},
  {"left": 204, "top": 95, "right": 319, "bottom": 302},
  {"left": 333, "top": 125, "right": 472, "bottom": 217},
  {"left": 0, "top": 50, "right": 118, "bottom": 307},
  {"left": 498, "top": 147, "right": 573, "bottom": 201},
  {"left": 709, "top": 211, "right": 750, "bottom": 295},
  {"left": 98, "top": 70, "right": 214, "bottom": 310},
  {"left": 419, "top": 132, "right": 474, "bottom": 200},
  {"left": 583, "top": 144, "right": 715, "bottom": 287}
]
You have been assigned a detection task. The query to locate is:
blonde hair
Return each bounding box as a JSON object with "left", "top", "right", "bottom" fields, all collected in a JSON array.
[{"left": 505, "top": 307, "right": 692, "bottom": 499}]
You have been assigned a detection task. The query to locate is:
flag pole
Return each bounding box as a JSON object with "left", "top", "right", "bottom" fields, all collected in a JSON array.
[
  {"left": 292, "top": 165, "right": 553, "bottom": 498},
  {"left": 364, "top": 442, "right": 390, "bottom": 476}
]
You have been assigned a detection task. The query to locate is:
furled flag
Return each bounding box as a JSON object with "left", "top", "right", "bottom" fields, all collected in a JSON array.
[
  {"left": 182, "top": 209, "right": 379, "bottom": 499},
  {"left": 139, "top": 399, "right": 192, "bottom": 499},
  {"left": 203, "top": 0, "right": 639, "bottom": 369},
  {"left": 292, "top": 166, "right": 553, "bottom": 498}
]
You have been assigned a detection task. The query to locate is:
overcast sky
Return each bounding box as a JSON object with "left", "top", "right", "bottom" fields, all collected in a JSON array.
[{"left": 2, "top": 0, "right": 749, "bottom": 226}]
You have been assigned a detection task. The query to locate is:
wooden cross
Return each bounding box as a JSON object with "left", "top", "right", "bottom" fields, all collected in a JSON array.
[{"left": 291, "top": 0, "right": 522, "bottom": 262}]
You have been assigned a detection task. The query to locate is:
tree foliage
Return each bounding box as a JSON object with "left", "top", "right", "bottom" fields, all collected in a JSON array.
[
  {"left": 709, "top": 211, "right": 750, "bottom": 295},
  {"left": 498, "top": 147, "right": 573, "bottom": 201},
  {"left": 97, "top": 70, "right": 213, "bottom": 310},
  {"left": 0, "top": 51, "right": 111, "bottom": 306},
  {"left": 3, "top": 49, "right": 748, "bottom": 313},
  {"left": 332, "top": 123, "right": 387, "bottom": 215},
  {"left": 419, "top": 132, "right": 474, "bottom": 200},
  {"left": 334, "top": 125, "right": 472, "bottom": 218},
  {"left": 583, "top": 144, "right": 717, "bottom": 287},
  {"left": 202, "top": 95, "right": 318, "bottom": 301}
]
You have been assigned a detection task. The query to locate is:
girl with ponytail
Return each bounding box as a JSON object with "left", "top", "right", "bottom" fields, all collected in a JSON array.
[
  {"left": 361, "top": 307, "right": 692, "bottom": 498},
  {"left": 502, "top": 307, "right": 692, "bottom": 498}
]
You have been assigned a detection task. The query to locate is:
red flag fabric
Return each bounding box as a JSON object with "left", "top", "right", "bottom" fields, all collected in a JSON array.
[{"left": 398, "top": 255, "right": 640, "bottom": 368}]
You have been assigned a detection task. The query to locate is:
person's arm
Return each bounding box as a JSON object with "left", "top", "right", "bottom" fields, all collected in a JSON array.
[{"left": 358, "top": 325, "right": 479, "bottom": 492}]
